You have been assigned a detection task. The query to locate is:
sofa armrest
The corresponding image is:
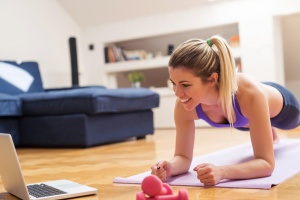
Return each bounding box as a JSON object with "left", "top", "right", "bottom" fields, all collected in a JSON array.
[{"left": 0, "top": 93, "right": 22, "bottom": 116}]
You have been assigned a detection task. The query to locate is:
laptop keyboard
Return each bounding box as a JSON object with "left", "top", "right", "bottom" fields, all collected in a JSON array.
[{"left": 27, "top": 183, "right": 67, "bottom": 198}]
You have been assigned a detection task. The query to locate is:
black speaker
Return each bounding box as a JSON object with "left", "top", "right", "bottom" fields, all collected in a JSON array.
[{"left": 69, "top": 37, "right": 79, "bottom": 86}]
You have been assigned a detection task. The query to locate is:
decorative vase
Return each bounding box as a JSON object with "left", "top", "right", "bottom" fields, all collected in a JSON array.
[{"left": 131, "top": 82, "right": 141, "bottom": 88}]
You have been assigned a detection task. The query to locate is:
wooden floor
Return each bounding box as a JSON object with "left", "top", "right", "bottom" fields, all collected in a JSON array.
[{"left": 1, "top": 127, "right": 300, "bottom": 200}]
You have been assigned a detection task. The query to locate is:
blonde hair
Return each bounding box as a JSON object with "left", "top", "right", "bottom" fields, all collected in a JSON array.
[{"left": 169, "top": 35, "right": 238, "bottom": 124}]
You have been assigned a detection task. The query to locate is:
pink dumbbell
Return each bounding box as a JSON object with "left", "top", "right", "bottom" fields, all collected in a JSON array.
[
  {"left": 141, "top": 175, "right": 173, "bottom": 196},
  {"left": 136, "top": 175, "right": 189, "bottom": 200}
]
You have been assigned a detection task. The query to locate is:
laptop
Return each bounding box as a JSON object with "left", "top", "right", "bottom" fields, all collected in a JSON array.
[{"left": 0, "top": 133, "right": 98, "bottom": 200}]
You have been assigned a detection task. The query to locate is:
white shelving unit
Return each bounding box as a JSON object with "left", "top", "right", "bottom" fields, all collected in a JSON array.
[
  {"left": 104, "top": 56, "right": 170, "bottom": 73},
  {"left": 102, "top": 23, "right": 242, "bottom": 128},
  {"left": 104, "top": 47, "right": 241, "bottom": 74},
  {"left": 104, "top": 46, "right": 241, "bottom": 94}
]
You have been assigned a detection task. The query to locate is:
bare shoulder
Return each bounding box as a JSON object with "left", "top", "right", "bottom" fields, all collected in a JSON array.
[
  {"left": 237, "top": 73, "right": 264, "bottom": 97},
  {"left": 236, "top": 73, "right": 266, "bottom": 117}
]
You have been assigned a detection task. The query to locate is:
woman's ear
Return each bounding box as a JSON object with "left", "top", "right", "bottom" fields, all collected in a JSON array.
[{"left": 208, "top": 73, "right": 219, "bottom": 86}]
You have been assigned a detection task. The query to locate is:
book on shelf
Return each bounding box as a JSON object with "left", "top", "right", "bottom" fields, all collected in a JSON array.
[
  {"left": 108, "top": 47, "right": 116, "bottom": 63},
  {"left": 104, "top": 45, "right": 148, "bottom": 64},
  {"left": 104, "top": 47, "right": 109, "bottom": 63},
  {"left": 124, "top": 49, "right": 147, "bottom": 60},
  {"left": 104, "top": 46, "right": 122, "bottom": 63}
]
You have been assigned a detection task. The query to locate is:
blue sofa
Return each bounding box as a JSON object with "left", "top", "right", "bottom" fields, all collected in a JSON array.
[{"left": 0, "top": 61, "right": 159, "bottom": 147}]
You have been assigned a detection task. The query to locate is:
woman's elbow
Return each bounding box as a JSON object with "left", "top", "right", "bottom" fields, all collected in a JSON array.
[{"left": 263, "top": 161, "right": 275, "bottom": 177}]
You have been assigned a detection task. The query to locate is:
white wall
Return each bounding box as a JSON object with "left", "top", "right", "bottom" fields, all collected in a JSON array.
[
  {"left": 82, "top": 0, "right": 300, "bottom": 87},
  {"left": 0, "top": 0, "right": 82, "bottom": 88},
  {"left": 282, "top": 13, "right": 300, "bottom": 100},
  {"left": 1, "top": 0, "right": 300, "bottom": 89}
]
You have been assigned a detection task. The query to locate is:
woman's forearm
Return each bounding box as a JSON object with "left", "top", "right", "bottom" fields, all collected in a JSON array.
[
  {"left": 169, "top": 155, "right": 192, "bottom": 177},
  {"left": 221, "top": 158, "right": 274, "bottom": 180}
]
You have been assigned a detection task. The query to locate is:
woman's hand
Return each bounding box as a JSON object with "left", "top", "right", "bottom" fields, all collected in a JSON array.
[
  {"left": 193, "top": 163, "right": 224, "bottom": 186},
  {"left": 151, "top": 161, "right": 172, "bottom": 182}
]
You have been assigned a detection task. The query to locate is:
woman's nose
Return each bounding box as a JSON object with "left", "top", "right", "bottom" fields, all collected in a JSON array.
[{"left": 174, "top": 86, "right": 183, "bottom": 97}]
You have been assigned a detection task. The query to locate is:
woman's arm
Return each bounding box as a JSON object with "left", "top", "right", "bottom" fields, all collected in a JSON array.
[
  {"left": 222, "top": 81, "right": 275, "bottom": 179},
  {"left": 194, "top": 77, "right": 275, "bottom": 185},
  {"left": 151, "top": 98, "right": 198, "bottom": 180},
  {"left": 169, "top": 98, "right": 197, "bottom": 176}
]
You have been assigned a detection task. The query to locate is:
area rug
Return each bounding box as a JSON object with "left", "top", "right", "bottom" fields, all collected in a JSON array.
[{"left": 113, "top": 138, "right": 300, "bottom": 189}]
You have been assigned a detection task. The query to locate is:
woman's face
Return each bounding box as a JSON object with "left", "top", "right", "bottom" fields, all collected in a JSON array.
[{"left": 168, "top": 66, "right": 217, "bottom": 111}]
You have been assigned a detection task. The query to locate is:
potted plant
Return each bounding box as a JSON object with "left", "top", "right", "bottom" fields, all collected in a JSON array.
[{"left": 128, "top": 71, "right": 144, "bottom": 88}]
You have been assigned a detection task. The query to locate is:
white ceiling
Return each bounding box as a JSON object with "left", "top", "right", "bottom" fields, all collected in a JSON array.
[{"left": 57, "top": 0, "right": 238, "bottom": 28}]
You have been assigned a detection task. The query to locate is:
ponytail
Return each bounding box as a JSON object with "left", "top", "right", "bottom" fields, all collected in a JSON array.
[{"left": 210, "top": 36, "right": 238, "bottom": 124}]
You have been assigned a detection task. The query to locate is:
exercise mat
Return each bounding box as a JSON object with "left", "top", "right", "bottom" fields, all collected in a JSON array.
[{"left": 114, "top": 139, "right": 300, "bottom": 189}]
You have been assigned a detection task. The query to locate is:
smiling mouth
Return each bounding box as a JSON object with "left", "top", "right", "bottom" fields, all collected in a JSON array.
[{"left": 180, "top": 98, "right": 191, "bottom": 103}]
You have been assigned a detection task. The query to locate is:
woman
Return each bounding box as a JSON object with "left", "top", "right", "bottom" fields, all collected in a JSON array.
[{"left": 150, "top": 35, "right": 300, "bottom": 186}]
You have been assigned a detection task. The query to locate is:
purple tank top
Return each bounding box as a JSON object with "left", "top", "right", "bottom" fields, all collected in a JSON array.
[{"left": 195, "top": 97, "right": 249, "bottom": 128}]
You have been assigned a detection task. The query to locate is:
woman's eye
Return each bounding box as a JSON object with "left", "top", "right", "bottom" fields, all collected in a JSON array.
[{"left": 182, "top": 84, "right": 190, "bottom": 88}]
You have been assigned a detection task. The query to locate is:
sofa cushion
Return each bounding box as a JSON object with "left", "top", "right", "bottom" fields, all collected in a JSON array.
[
  {"left": 19, "top": 87, "right": 159, "bottom": 116},
  {"left": 0, "top": 93, "right": 22, "bottom": 116},
  {"left": 0, "top": 61, "right": 44, "bottom": 95}
]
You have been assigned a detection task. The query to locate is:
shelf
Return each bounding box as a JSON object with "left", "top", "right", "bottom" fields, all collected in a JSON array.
[{"left": 104, "top": 56, "right": 170, "bottom": 73}]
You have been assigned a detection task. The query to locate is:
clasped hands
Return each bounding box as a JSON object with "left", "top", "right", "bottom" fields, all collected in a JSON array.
[{"left": 151, "top": 161, "right": 223, "bottom": 186}]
